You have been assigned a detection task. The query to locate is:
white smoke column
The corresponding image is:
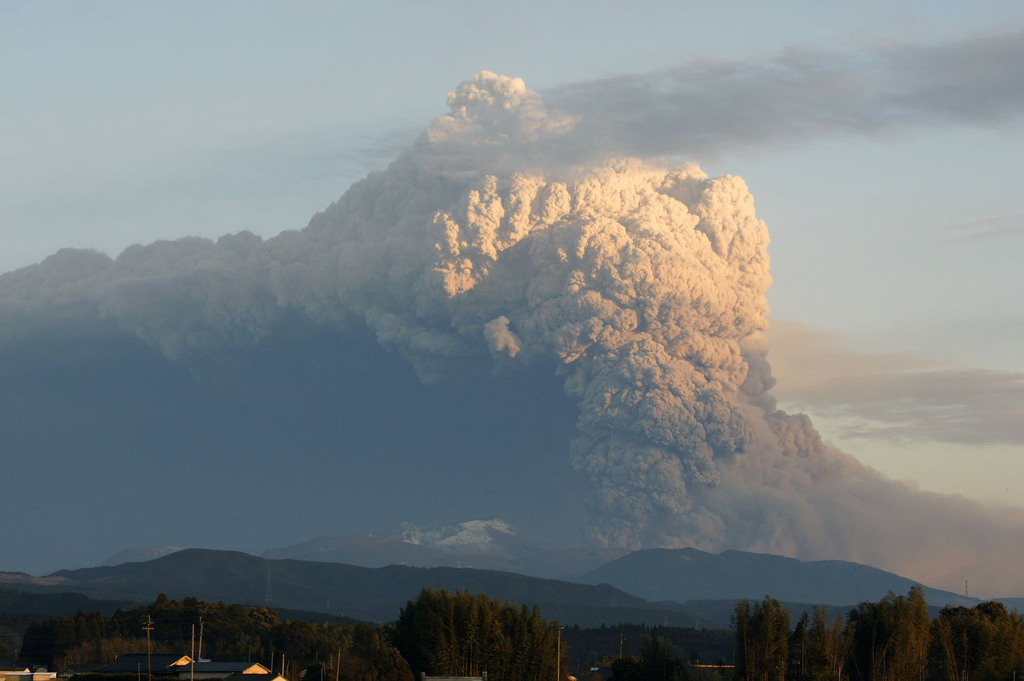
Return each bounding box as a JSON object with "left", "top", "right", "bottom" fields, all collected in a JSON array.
[{"left": 4, "top": 71, "right": 1023, "bottom": 592}]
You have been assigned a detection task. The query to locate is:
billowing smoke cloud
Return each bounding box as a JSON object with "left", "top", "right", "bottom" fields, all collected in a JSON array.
[{"left": 3, "top": 72, "right": 1023, "bottom": 593}]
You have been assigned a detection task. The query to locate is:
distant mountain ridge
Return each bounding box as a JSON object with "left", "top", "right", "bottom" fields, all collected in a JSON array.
[
  {"left": 2, "top": 548, "right": 694, "bottom": 626},
  {"left": 258, "top": 520, "right": 981, "bottom": 608},
  {"left": 579, "top": 548, "right": 973, "bottom": 607},
  {"left": 262, "top": 520, "right": 628, "bottom": 579},
  {"left": 0, "top": 544, "right": 1001, "bottom": 630},
  {"left": 47, "top": 519, "right": 1009, "bottom": 632},
  {"left": 100, "top": 546, "right": 187, "bottom": 566}
]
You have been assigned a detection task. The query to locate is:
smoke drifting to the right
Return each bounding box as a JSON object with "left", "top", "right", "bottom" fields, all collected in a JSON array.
[{"left": 2, "top": 72, "right": 1021, "bottom": 593}]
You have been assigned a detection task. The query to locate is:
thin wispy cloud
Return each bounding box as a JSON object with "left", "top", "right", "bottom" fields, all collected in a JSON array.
[
  {"left": 768, "top": 320, "right": 1024, "bottom": 447},
  {"left": 542, "top": 30, "right": 1024, "bottom": 161},
  {"left": 945, "top": 214, "right": 1024, "bottom": 242}
]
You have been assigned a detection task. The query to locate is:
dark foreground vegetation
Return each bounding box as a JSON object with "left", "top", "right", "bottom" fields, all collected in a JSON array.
[
  {"left": 17, "top": 593, "right": 407, "bottom": 681},
  {"left": 735, "top": 587, "right": 1024, "bottom": 681},
  {"left": 6, "top": 586, "right": 1024, "bottom": 681}
]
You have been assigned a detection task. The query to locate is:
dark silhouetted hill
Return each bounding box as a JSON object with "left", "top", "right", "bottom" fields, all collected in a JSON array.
[
  {"left": 10, "top": 549, "right": 695, "bottom": 626},
  {"left": 579, "top": 548, "right": 972, "bottom": 607}
]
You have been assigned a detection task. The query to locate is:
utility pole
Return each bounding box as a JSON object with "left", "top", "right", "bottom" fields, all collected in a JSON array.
[
  {"left": 555, "top": 624, "right": 562, "bottom": 681},
  {"left": 143, "top": 616, "right": 154, "bottom": 681}
]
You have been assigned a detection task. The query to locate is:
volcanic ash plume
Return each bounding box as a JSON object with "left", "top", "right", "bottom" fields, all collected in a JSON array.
[
  {"left": 272, "top": 75, "right": 775, "bottom": 549},
  {"left": 4, "top": 72, "right": 1023, "bottom": 592}
]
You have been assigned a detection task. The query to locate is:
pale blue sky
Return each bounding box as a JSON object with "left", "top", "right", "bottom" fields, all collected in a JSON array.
[{"left": 3, "top": 1, "right": 1023, "bottom": 512}]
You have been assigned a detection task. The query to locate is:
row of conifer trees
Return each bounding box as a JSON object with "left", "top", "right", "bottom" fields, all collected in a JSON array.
[{"left": 734, "top": 587, "right": 1024, "bottom": 681}]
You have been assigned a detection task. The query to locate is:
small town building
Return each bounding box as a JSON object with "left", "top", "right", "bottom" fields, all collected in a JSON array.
[
  {"left": 221, "top": 673, "right": 287, "bottom": 681},
  {"left": 174, "top": 663, "right": 270, "bottom": 680},
  {"left": 96, "top": 655, "right": 193, "bottom": 676},
  {"left": 93, "top": 657, "right": 275, "bottom": 681},
  {"left": 0, "top": 667, "right": 57, "bottom": 681}
]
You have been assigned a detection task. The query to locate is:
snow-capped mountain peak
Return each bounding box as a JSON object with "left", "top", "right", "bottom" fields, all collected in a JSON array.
[{"left": 387, "top": 519, "right": 523, "bottom": 552}]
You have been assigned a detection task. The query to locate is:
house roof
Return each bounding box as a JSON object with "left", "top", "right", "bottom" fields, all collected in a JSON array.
[
  {"left": 221, "top": 673, "right": 287, "bottom": 681},
  {"left": 98, "top": 654, "right": 193, "bottom": 673},
  {"left": 177, "top": 663, "right": 270, "bottom": 675}
]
